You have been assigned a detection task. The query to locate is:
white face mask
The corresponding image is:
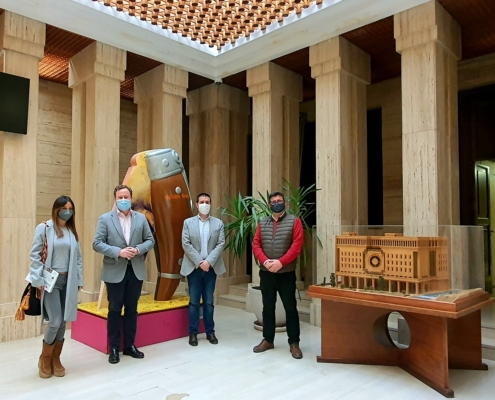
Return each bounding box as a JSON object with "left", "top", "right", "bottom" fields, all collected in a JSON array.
[{"left": 198, "top": 203, "right": 211, "bottom": 216}]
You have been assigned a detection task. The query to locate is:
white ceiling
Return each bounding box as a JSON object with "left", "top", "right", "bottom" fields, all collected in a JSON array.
[{"left": 0, "top": 0, "right": 429, "bottom": 80}]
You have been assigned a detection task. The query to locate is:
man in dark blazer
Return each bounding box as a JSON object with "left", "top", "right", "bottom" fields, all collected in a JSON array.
[
  {"left": 181, "top": 192, "right": 225, "bottom": 346},
  {"left": 93, "top": 184, "right": 155, "bottom": 364}
]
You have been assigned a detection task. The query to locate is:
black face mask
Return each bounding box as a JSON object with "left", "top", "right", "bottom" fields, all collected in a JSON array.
[{"left": 270, "top": 202, "right": 285, "bottom": 213}]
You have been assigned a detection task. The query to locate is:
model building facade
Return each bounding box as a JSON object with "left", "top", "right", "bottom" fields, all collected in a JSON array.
[{"left": 335, "top": 232, "right": 449, "bottom": 294}]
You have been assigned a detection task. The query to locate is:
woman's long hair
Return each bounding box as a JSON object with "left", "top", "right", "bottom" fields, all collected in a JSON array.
[{"left": 51, "top": 196, "right": 79, "bottom": 241}]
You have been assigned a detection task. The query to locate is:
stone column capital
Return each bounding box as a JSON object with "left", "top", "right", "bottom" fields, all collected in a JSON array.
[
  {"left": 246, "top": 62, "right": 303, "bottom": 101},
  {"left": 134, "top": 63, "right": 188, "bottom": 103},
  {"left": 134, "top": 63, "right": 186, "bottom": 155},
  {"left": 310, "top": 36, "right": 370, "bottom": 84},
  {"left": 394, "top": 0, "right": 461, "bottom": 60},
  {"left": 0, "top": 11, "right": 45, "bottom": 59},
  {"left": 68, "top": 42, "right": 126, "bottom": 88},
  {"left": 186, "top": 83, "right": 250, "bottom": 116}
]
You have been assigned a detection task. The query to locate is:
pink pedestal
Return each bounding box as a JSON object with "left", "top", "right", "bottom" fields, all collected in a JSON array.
[{"left": 71, "top": 306, "right": 204, "bottom": 354}]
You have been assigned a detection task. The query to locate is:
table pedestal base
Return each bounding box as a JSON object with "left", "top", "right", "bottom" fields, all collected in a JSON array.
[{"left": 318, "top": 300, "right": 486, "bottom": 398}]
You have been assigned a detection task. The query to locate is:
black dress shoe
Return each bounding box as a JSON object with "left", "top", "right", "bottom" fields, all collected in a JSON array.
[
  {"left": 108, "top": 348, "right": 120, "bottom": 364},
  {"left": 189, "top": 334, "right": 198, "bottom": 346},
  {"left": 206, "top": 334, "right": 218, "bottom": 344},
  {"left": 123, "top": 345, "right": 144, "bottom": 359}
]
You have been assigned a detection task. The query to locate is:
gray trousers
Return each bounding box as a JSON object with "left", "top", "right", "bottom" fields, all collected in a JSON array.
[{"left": 43, "top": 274, "right": 67, "bottom": 344}]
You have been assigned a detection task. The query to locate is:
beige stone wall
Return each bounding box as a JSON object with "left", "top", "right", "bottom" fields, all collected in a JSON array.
[
  {"left": 247, "top": 62, "right": 303, "bottom": 285},
  {"left": 35, "top": 79, "right": 137, "bottom": 224},
  {"left": 459, "top": 54, "right": 495, "bottom": 91},
  {"left": 0, "top": 78, "right": 138, "bottom": 343},
  {"left": 4, "top": 50, "right": 495, "bottom": 340},
  {"left": 187, "top": 84, "right": 252, "bottom": 295},
  {"left": 298, "top": 53, "right": 495, "bottom": 236},
  {"left": 0, "top": 11, "right": 46, "bottom": 342},
  {"left": 363, "top": 52, "right": 495, "bottom": 227},
  {"left": 367, "top": 78, "right": 403, "bottom": 225},
  {"left": 33, "top": 51, "right": 495, "bottom": 229},
  {"left": 119, "top": 100, "right": 138, "bottom": 182},
  {"left": 37, "top": 80, "right": 73, "bottom": 223},
  {"left": 300, "top": 79, "right": 404, "bottom": 226}
]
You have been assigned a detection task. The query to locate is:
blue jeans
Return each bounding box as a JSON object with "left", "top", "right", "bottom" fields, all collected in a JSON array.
[{"left": 187, "top": 267, "right": 217, "bottom": 335}]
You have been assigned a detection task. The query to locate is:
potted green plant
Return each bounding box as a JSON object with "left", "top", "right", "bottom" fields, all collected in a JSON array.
[{"left": 221, "top": 180, "right": 319, "bottom": 329}]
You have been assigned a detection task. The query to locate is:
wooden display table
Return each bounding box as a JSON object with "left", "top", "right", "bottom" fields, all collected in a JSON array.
[{"left": 307, "top": 286, "right": 494, "bottom": 398}]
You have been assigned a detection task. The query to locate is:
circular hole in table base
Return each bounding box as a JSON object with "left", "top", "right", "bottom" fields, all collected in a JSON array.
[{"left": 372, "top": 311, "right": 411, "bottom": 349}]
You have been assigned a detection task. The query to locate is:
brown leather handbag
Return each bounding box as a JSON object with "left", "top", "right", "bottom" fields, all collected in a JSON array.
[{"left": 15, "top": 223, "right": 48, "bottom": 321}]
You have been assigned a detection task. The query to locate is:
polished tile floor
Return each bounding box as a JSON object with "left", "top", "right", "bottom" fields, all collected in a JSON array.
[{"left": 1, "top": 306, "right": 495, "bottom": 400}]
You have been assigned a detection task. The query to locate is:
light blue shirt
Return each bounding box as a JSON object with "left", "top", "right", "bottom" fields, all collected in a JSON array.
[
  {"left": 198, "top": 215, "right": 210, "bottom": 260},
  {"left": 51, "top": 227, "right": 71, "bottom": 273}
]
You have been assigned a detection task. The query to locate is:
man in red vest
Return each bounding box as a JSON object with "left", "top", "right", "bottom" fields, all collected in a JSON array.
[{"left": 252, "top": 191, "right": 304, "bottom": 359}]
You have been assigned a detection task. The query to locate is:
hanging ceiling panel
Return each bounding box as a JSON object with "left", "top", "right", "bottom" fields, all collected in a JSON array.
[{"left": 90, "top": 0, "right": 323, "bottom": 50}]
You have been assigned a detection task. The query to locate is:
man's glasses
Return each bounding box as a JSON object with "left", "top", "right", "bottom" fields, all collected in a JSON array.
[{"left": 270, "top": 200, "right": 284, "bottom": 205}]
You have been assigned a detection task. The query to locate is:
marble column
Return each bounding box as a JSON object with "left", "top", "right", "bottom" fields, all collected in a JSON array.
[
  {"left": 187, "top": 83, "right": 251, "bottom": 294},
  {"left": 247, "top": 62, "right": 302, "bottom": 198},
  {"left": 69, "top": 42, "right": 126, "bottom": 302},
  {"left": 309, "top": 36, "right": 370, "bottom": 325},
  {"left": 395, "top": 1, "right": 467, "bottom": 289},
  {"left": 247, "top": 62, "right": 303, "bottom": 285},
  {"left": 310, "top": 36, "right": 371, "bottom": 280},
  {"left": 134, "top": 64, "right": 188, "bottom": 154},
  {"left": 395, "top": 0, "right": 461, "bottom": 231},
  {"left": 0, "top": 11, "right": 45, "bottom": 341}
]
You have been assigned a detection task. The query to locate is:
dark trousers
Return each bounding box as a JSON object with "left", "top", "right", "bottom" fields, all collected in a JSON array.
[
  {"left": 259, "top": 269, "right": 300, "bottom": 345},
  {"left": 106, "top": 264, "right": 143, "bottom": 350},
  {"left": 187, "top": 267, "right": 217, "bottom": 335}
]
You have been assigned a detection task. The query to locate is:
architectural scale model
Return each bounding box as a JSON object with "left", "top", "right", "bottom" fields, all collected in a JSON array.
[{"left": 335, "top": 232, "right": 450, "bottom": 295}]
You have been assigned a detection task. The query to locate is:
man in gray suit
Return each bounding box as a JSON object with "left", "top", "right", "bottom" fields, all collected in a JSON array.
[
  {"left": 93, "top": 184, "right": 155, "bottom": 364},
  {"left": 181, "top": 192, "right": 225, "bottom": 346}
]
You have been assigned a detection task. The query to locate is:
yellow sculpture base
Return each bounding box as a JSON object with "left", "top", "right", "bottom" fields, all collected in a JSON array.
[
  {"left": 78, "top": 294, "right": 190, "bottom": 318},
  {"left": 72, "top": 294, "right": 200, "bottom": 354}
]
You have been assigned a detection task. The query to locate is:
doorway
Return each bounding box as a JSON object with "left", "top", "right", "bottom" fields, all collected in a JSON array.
[
  {"left": 476, "top": 164, "right": 492, "bottom": 293},
  {"left": 367, "top": 108, "right": 383, "bottom": 225},
  {"left": 459, "top": 84, "right": 495, "bottom": 294}
]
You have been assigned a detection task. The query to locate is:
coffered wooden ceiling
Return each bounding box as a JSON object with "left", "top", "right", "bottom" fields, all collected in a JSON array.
[
  {"left": 91, "top": 0, "right": 322, "bottom": 50},
  {"left": 15, "top": 0, "right": 495, "bottom": 101}
]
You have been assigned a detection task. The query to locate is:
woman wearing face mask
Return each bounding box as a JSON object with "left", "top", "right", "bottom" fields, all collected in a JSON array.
[
  {"left": 181, "top": 193, "right": 226, "bottom": 347},
  {"left": 28, "top": 195, "right": 83, "bottom": 378}
]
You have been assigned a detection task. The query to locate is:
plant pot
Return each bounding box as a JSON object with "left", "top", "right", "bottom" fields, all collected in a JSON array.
[{"left": 248, "top": 283, "right": 287, "bottom": 332}]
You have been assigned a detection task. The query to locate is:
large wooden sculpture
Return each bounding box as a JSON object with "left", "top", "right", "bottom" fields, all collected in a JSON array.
[{"left": 122, "top": 149, "right": 193, "bottom": 301}]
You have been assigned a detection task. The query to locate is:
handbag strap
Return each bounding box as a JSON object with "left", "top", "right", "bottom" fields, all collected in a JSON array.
[{"left": 40, "top": 222, "right": 48, "bottom": 265}]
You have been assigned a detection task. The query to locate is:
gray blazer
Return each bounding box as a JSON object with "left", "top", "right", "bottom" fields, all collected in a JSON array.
[
  {"left": 28, "top": 220, "right": 83, "bottom": 322},
  {"left": 181, "top": 215, "right": 226, "bottom": 276},
  {"left": 93, "top": 210, "right": 155, "bottom": 283}
]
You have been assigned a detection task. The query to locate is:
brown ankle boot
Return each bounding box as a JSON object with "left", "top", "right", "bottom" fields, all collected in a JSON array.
[
  {"left": 289, "top": 343, "right": 303, "bottom": 359},
  {"left": 38, "top": 340, "right": 55, "bottom": 379},
  {"left": 52, "top": 340, "right": 65, "bottom": 377},
  {"left": 253, "top": 339, "right": 274, "bottom": 353}
]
